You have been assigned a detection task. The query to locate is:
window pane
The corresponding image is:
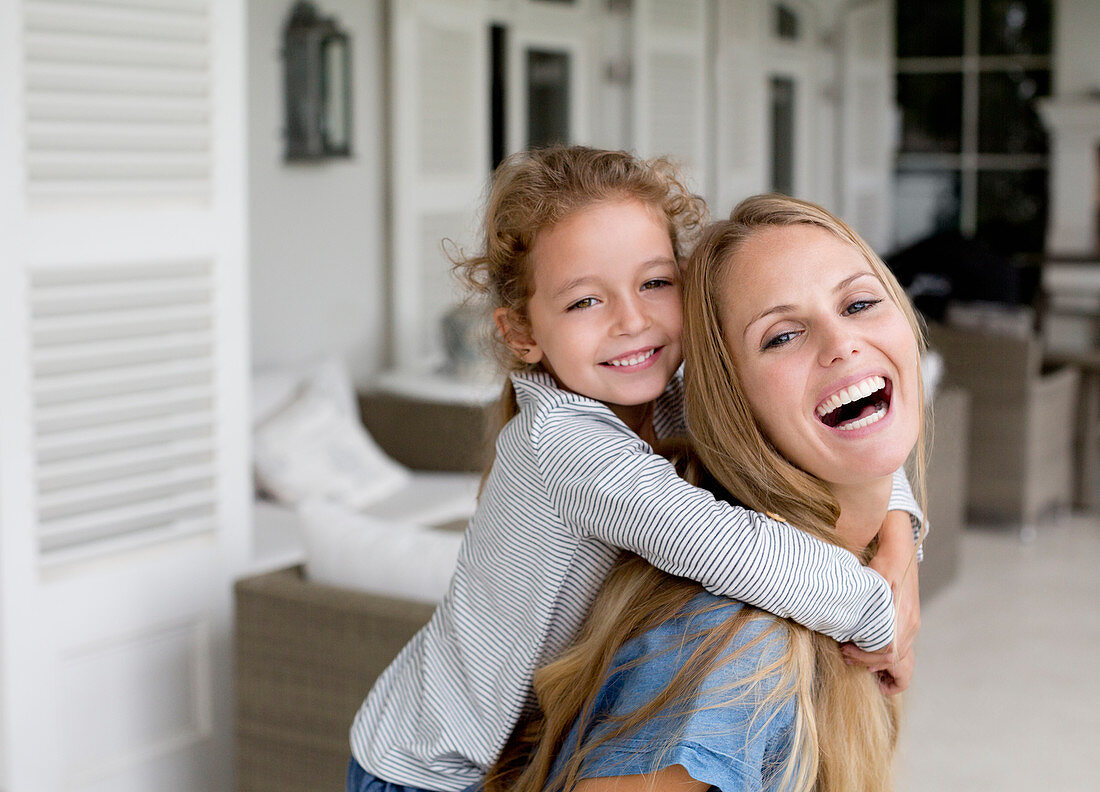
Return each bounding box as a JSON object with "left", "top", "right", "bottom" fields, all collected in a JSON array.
[
  {"left": 897, "top": 73, "right": 963, "bottom": 153},
  {"left": 894, "top": 170, "right": 961, "bottom": 249},
  {"left": 976, "top": 169, "right": 1048, "bottom": 254},
  {"left": 770, "top": 76, "right": 796, "bottom": 195},
  {"left": 490, "top": 25, "right": 506, "bottom": 169},
  {"left": 526, "top": 49, "right": 570, "bottom": 149},
  {"left": 774, "top": 3, "right": 799, "bottom": 41},
  {"left": 978, "top": 70, "right": 1050, "bottom": 154},
  {"left": 897, "top": 0, "right": 963, "bottom": 57},
  {"left": 980, "top": 0, "right": 1051, "bottom": 56}
]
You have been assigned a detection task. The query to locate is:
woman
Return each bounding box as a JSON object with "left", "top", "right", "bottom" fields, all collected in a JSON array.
[{"left": 485, "top": 194, "right": 927, "bottom": 792}]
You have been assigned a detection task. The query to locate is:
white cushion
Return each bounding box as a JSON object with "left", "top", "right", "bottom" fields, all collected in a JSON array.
[
  {"left": 298, "top": 499, "right": 462, "bottom": 604},
  {"left": 254, "top": 385, "right": 411, "bottom": 509},
  {"left": 252, "top": 367, "right": 303, "bottom": 428},
  {"left": 252, "top": 356, "right": 360, "bottom": 428},
  {"left": 364, "top": 471, "right": 479, "bottom": 526}
]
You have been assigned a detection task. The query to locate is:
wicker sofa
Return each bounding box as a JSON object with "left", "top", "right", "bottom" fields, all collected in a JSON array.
[
  {"left": 235, "top": 389, "right": 486, "bottom": 792},
  {"left": 927, "top": 322, "right": 1078, "bottom": 525}
]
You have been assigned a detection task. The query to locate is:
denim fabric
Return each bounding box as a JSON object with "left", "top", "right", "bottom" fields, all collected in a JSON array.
[
  {"left": 347, "top": 759, "right": 445, "bottom": 792},
  {"left": 550, "top": 594, "right": 798, "bottom": 792}
]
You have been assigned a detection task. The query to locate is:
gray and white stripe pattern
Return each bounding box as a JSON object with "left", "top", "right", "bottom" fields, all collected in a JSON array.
[{"left": 350, "top": 370, "right": 920, "bottom": 792}]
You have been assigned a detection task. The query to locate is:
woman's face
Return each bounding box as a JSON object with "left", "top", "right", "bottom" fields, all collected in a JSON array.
[{"left": 718, "top": 224, "right": 919, "bottom": 488}]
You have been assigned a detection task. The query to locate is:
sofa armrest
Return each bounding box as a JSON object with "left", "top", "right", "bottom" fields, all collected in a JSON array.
[{"left": 235, "top": 566, "right": 435, "bottom": 792}]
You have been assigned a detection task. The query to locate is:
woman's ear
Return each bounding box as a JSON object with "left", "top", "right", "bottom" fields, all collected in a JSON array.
[{"left": 493, "top": 307, "right": 543, "bottom": 365}]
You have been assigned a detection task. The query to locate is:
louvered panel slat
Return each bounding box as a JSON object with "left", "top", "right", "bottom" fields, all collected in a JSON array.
[
  {"left": 25, "top": 1, "right": 208, "bottom": 42},
  {"left": 38, "top": 438, "right": 214, "bottom": 494},
  {"left": 35, "top": 410, "right": 212, "bottom": 464},
  {"left": 38, "top": 0, "right": 209, "bottom": 12},
  {"left": 35, "top": 384, "right": 214, "bottom": 435},
  {"left": 32, "top": 259, "right": 208, "bottom": 285},
  {"left": 26, "top": 62, "right": 209, "bottom": 98},
  {"left": 24, "top": 37, "right": 209, "bottom": 71},
  {"left": 33, "top": 304, "right": 212, "bottom": 347},
  {"left": 38, "top": 494, "right": 216, "bottom": 553},
  {"left": 27, "top": 181, "right": 210, "bottom": 205},
  {"left": 32, "top": 332, "right": 213, "bottom": 376},
  {"left": 29, "top": 259, "right": 220, "bottom": 556},
  {"left": 34, "top": 358, "right": 212, "bottom": 407},
  {"left": 27, "top": 94, "right": 209, "bottom": 124},
  {"left": 38, "top": 463, "right": 215, "bottom": 521},
  {"left": 23, "top": 0, "right": 212, "bottom": 206},
  {"left": 29, "top": 152, "right": 210, "bottom": 183},
  {"left": 28, "top": 122, "right": 209, "bottom": 153},
  {"left": 31, "top": 276, "right": 211, "bottom": 317}
]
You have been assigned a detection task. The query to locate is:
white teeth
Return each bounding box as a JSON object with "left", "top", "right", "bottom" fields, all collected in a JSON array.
[
  {"left": 608, "top": 349, "right": 655, "bottom": 367},
  {"left": 815, "top": 376, "right": 887, "bottom": 417},
  {"left": 836, "top": 403, "right": 887, "bottom": 431}
]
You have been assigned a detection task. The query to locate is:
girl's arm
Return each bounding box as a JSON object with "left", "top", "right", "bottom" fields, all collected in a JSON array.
[
  {"left": 841, "top": 510, "right": 921, "bottom": 693},
  {"left": 887, "top": 467, "right": 925, "bottom": 558},
  {"left": 534, "top": 406, "right": 896, "bottom": 651},
  {"left": 871, "top": 511, "right": 921, "bottom": 660}
]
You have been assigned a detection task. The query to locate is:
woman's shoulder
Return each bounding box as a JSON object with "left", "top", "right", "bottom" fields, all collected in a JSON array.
[
  {"left": 612, "top": 593, "right": 791, "bottom": 700},
  {"left": 571, "top": 593, "right": 798, "bottom": 792}
]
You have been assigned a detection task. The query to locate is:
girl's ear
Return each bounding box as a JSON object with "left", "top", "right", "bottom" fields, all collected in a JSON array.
[{"left": 493, "top": 307, "right": 543, "bottom": 365}]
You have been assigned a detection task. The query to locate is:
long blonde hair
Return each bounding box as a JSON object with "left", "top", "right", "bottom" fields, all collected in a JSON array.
[
  {"left": 486, "top": 195, "right": 928, "bottom": 792},
  {"left": 680, "top": 194, "right": 930, "bottom": 792},
  {"left": 452, "top": 146, "right": 707, "bottom": 465}
]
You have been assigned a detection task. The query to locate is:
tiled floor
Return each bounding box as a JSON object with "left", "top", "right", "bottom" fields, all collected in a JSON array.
[{"left": 895, "top": 513, "right": 1100, "bottom": 791}]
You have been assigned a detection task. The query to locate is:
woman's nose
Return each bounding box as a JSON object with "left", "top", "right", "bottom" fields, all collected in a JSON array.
[{"left": 817, "top": 320, "right": 860, "bottom": 366}]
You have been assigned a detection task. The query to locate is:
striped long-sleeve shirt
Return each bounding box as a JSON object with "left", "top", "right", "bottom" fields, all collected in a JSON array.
[{"left": 349, "top": 370, "right": 923, "bottom": 792}]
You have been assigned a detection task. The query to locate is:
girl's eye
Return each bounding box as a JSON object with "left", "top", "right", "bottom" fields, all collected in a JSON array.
[
  {"left": 844, "top": 297, "right": 883, "bottom": 316},
  {"left": 641, "top": 278, "right": 673, "bottom": 291},
  {"left": 763, "top": 330, "right": 800, "bottom": 350},
  {"left": 567, "top": 296, "right": 598, "bottom": 311}
]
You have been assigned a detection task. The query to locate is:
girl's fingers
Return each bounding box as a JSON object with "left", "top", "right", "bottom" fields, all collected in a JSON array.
[{"left": 840, "top": 642, "right": 897, "bottom": 670}]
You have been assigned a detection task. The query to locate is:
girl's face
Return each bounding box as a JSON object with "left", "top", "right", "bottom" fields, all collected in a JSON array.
[
  {"left": 503, "top": 199, "right": 683, "bottom": 432},
  {"left": 719, "top": 224, "right": 919, "bottom": 488}
]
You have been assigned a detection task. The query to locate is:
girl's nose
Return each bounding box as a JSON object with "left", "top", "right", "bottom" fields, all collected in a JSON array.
[{"left": 613, "top": 297, "right": 650, "bottom": 335}]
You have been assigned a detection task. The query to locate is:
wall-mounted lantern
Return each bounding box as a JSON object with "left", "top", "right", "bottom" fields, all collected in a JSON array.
[{"left": 283, "top": 0, "right": 352, "bottom": 161}]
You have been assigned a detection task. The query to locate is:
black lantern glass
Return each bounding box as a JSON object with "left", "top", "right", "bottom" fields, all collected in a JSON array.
[{"left": 283, "top": 1, "right": 352, "bottom": 161}]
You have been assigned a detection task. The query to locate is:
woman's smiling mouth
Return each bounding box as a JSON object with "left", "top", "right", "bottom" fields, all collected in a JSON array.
[{"left": 815, "top": 376, "right": 893, "bottom": 431}]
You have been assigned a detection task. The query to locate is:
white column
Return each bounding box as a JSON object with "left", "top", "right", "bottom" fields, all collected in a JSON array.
[{"left": 1039, "top": 99, "right": 1100, "bottom": 258}]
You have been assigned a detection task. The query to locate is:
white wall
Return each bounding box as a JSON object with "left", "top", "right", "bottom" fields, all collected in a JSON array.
[
  {"left": 1054, "top": 0, "right": 1100, "bottom": 97},
  {"left": 248, "top": 0, "right": 388, "bottom": 386}
]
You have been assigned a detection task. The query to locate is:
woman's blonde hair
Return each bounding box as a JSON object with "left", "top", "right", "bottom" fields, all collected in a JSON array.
[
  {"left": 453, "top": 145, "right": 707, "bottom": 457},
  {"left": 486, "top": 194, "right": 928, "bottom": 792},
  {"left": 683, "top": 194, "right": 928, "bottom": 539}
]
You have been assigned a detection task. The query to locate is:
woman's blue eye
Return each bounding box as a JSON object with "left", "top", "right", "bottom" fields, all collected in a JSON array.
[
  {"left": 763, "top": 330, "right": 799, "bottom": 349},
  {"left": 844, "top": 298, "right": 883, "bottom": 316}
]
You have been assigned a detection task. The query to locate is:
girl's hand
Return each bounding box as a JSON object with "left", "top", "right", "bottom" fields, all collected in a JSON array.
[
  {"left": 875, "top": 648, "right": 915, "bottom": 696},
  {"left": 840, "top": 510, "right": 921, "bottom": 693}
]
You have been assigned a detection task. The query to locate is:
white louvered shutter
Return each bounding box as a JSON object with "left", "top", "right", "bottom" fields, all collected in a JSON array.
[
  {"left": 31, "top": 261, "right": 219, "bottom": 556},
  {"left": 0, "top": 1, "right": 248, "bottom": 789},
  {"left": 389, "top": 0, "right": 489, "bottom": 371},
  {"left": 632, "top": 0, "right": 711, "bottom": 199},
  {"left": 838, "top": 0, "right": 895, "bottom": 251},
  {"left": 713, "top": 0, "right": 768, "bottom": 211}
]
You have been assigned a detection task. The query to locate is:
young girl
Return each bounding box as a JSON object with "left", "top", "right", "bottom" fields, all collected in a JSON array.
[{"left": 347, "top": 147, "right": 923, "bottom": 792}]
